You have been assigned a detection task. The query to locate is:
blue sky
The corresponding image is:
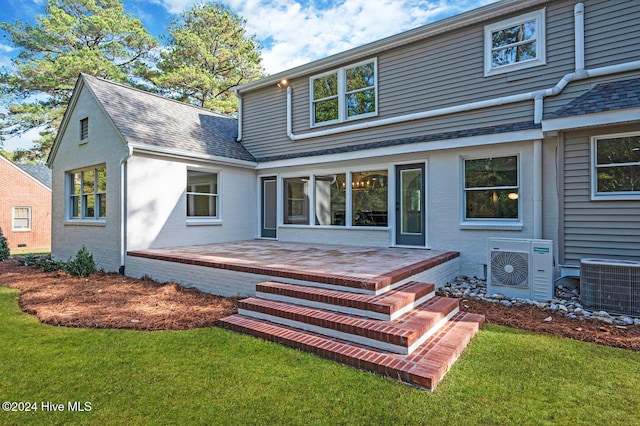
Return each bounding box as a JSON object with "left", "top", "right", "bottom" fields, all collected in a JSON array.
[{"left": 1, "top": 0, "right": 497, "bottom": 151}]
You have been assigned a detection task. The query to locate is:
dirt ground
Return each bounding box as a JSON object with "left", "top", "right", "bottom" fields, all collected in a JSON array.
[{"left": 1, "top": 259, "right": 638, "bottom": 350}]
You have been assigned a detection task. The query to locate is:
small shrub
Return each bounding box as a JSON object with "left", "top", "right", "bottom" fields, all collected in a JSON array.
[
  {"left": 0, "top": 227, "right": 10, "bottom": 261},
  {"left": 64, "top": 246, "right": 96, "bottom": 277}
]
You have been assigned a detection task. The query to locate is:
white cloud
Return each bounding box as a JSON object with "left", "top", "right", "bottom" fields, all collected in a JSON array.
[
  {"left": 0, "top": 43, "right": 16, "bottom": 70},
  {"left": 155, "top": 0, "right": 498, "bottom": 74}
]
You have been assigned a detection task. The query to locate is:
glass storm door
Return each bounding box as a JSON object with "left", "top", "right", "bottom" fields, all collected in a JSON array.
[
  {"left": 395, "top": 164, "right": 425, "bottom": 246},
  {"left": 261, "top": 177, "right": 277, "bottom": 238}
]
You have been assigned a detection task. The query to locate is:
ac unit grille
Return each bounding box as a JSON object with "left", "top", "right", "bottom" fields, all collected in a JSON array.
[
  {"left": 490, "top": 250, "right": 529, "bottom": 288},
  {"left": 580, "top": 258, "right": 640, "bottom": 316}
]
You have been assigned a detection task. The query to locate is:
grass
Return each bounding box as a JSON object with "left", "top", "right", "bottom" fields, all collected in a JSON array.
[{"left": 1, "top": 285, "right": 639, "bottom": 426}]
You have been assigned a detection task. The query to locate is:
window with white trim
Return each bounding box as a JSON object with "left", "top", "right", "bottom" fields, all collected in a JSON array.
[
  {"left": 310, "top": 59, "right": 377, "bottom": 126},
  {"left": 68, "top": 166, "right": 106, "bottom": 220},
  {"left": 463, "top": 156, "right": 519, "bottom": 220},
  {"left": 484, "top": 10, "right": 546, "bottom": 76},
  {"left": 12, "top": 207, "right": 31, "bottom": 230},
  {"left": 592, "top": 132, "right": 640, "bottom": 199},
  {"left": 283, "top": 177, "right": 310, "bottom": 224},
  {"left": 186, "top": 171, "right": 219, "bottom": 218}
]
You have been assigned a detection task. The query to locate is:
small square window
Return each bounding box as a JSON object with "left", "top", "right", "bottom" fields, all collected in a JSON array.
[
  {"left": 13, "top": 207, "right": 31, "bottom": 230},
  {"left": 80, "top": 118, "right": 89, "bottom": 141},
  {"left": 186, "top": 171, "right": 219, "bottom": 218},
  {"left": 591, "top": 132, "right": 640, "bottom": 199},
  {"left": 484, "top": 10, "right": 546, "bottom": 76}
]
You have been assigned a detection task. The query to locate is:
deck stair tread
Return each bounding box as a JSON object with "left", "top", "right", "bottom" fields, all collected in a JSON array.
[
  {"left": 218, "top": 311, "right": 485, "bottom": 390},
  {"left": 256, "top": 280, "right": 435, "bottom": 320},
  {"left": 238, "top": 295, "right": 459, "bottom": 351}
]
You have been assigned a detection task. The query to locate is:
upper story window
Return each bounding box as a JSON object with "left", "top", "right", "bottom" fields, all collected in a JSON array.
[
  {"left": 463, "top": 155, "right": 519, "bottom": 221},
  {"left": 484, "top": 10, "right": 546, "bottom": 76},
  {"left": 310, "top": 59, "right": 377, "bottom": 127},
  {"left": 68, "top": 166, "right": 106, "bottom": 220},
  {"left": 591, "top": 132, "right": 640, "bottom": 200},
  {"left": 12, "top": 207, "right": 31, "bottom": 231},
  {"left": 186, "top": 171, "right": 219, "bottom": 218},
  {"left": 80, "top": 118, "right": 89, "bottom": 141}
]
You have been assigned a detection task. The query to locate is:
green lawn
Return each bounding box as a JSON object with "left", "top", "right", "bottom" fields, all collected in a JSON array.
[{"left": 1, "top": 285, "right": 639, "bottom": 426}]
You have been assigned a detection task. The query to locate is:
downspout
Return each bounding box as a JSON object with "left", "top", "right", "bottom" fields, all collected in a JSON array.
[
  {"left": 236, "top": 90, "right": 243, "bottom": 142},
  {"left": 574, "top": 3, "right": 585, "bottom": 72},
  {"left": 119, "top": 145, "right": 133, "bottom": 274},
  {"left": 533, "top": 139, "right": 543, "bottom": 239}
]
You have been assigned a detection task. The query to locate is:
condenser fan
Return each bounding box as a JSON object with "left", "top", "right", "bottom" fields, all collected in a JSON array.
[{"left": 490, "top": 251, "right": 529, "bottom": 287}]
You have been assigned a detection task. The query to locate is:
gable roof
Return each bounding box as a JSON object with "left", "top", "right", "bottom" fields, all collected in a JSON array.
[
  {"left": 0, "top": 156, "right": 52, "bottom": 191},
  {"left": 550, "top": 78, "right": 640, "bottom": 118},
  {"left": 15, "top": 163, "right": 52, "bottom": 188},
  {"left": 50, "top": 74, "right": 256, "bottom": 164}
]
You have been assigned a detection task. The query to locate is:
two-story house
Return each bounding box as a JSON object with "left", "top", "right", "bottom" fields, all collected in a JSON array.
[{"left": 49, "top": 0, "right": 640, "bottom": 282}]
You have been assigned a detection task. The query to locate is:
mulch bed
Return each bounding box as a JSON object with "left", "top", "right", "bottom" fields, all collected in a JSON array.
[{"left": 1, "top": 259, "right": 639, "bottom": 349}]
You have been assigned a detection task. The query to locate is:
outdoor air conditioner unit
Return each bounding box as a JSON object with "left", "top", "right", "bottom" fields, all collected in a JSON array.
[
  {"left": 580, "top": 258, "right": 640, "bottom": 316},
  {"left": 487, "top": 238, "right": 554, "bottom": 302}
]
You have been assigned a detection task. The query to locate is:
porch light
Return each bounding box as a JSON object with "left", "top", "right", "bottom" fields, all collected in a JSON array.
[
  {"left": 277, "top": 79, "right": 288, "bottom": 88},
  {"left": 508, "top": 192, "right": 519, "bottom": 200}
]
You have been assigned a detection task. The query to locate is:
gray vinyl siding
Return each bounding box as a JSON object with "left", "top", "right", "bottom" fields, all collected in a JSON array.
[
  {"left": 544, "top": 0, "right": 640, "bottom": 114},
  {"left": 240, "top": 0, "right": 580, "bottom": 159},
  {"left": 561, "top": 126, "right": 640, "bottom": 266}
]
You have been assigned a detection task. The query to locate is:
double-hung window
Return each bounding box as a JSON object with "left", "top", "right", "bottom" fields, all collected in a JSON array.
[
  {"left": 68, "top": 166, "right": 106, "bottom": 220},
  {"left": 310, "top": 59, "right": 377, "bottom": 126},
  {"left": 186, "top": 171, "right": 219, "bottom": 218},
  {"left": 12, "top": 207, "right": 31, "bottom": 231},
  {"left": 592, "top": 132, "right": 640, "bottom": 199},
  {"left": 463, "top": 156, "right": 519, "bottom": 221},
  {"left": 484, "top": 10, "right": 545, "bottom": 76}
]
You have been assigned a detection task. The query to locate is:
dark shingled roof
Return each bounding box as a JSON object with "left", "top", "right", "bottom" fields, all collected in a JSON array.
[
  {"left": 81, "top": 74, "right": 256, "bottom": 163},
  {"left": 255, "top": 121, "right": 541, "bottom": 162},
  {"left": 15, "top": 163, "right": 52, "bottom": 189},
  {"left": 550, "top": 78, "right": 640, "bottom": 118}
]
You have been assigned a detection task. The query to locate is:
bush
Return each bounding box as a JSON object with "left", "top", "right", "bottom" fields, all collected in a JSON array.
[
  {"left": 0, "top": 227, "right": 10, "bottom": 261},
  {"left": 16, "top": 254, "right": 63, "bottom": 272},
  {"left": 64, "top": 246, "right": 96, "bottom": 277}
]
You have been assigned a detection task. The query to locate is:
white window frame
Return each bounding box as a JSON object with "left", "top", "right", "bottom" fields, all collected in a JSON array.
[
  {"left": 484, "top": 9, "right": 546, "bottom": 77},
  {"left": 186, "top": 170, "right": 221, "bottom": 225},
  {"left": 309, "top": 58, "right": 378, "bottom": 127},
  {"left": 591, "top": 132, "right": 640, "bottom": 201},
  {"left": 280, "top": 165, "right": 390, "bottom": 229},
  {"left": 67, "top": 166, "right": 107, "bottom": 222},
  {"left": 460, "top": 154, "right": 522, "bottom": 228},
  {"left": 12, "top": 206, "right": 31, "bottom": 231}
]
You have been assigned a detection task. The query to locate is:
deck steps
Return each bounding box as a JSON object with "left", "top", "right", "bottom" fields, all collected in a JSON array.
[
  {"left": 256, "top": 281, "right": 435, "bottom": 321},
  {"left": 238, "top": 295, "right": 459, "bottom": 355},
  {"left": 219, "top": 310, "right": 484, "bottom": 390},
  {"left": 218, "top": 278, "right": 484, "bottom": 391}
]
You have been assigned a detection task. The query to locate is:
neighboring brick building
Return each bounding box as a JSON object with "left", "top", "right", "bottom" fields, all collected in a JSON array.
[{"left": 0, "top": 156, "right": 52, "bottom": 253}]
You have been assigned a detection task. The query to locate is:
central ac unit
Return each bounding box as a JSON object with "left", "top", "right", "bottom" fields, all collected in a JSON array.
[{"left": 487, "top": 238, "right": 554, "bottom": 302}]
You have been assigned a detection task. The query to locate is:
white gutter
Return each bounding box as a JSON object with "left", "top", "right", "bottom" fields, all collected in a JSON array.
[
  {"left": 236, "top": 91, "right": 243, "bottom": 142},
  {"left": 574, "top": 3, "right": 585, "bottom": 71},
  {"left": 119, "top": 145, "right": 134, "bottom": 273},
  {"left": 533, "top": 139, "right": 543, "bottom": 239}
]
